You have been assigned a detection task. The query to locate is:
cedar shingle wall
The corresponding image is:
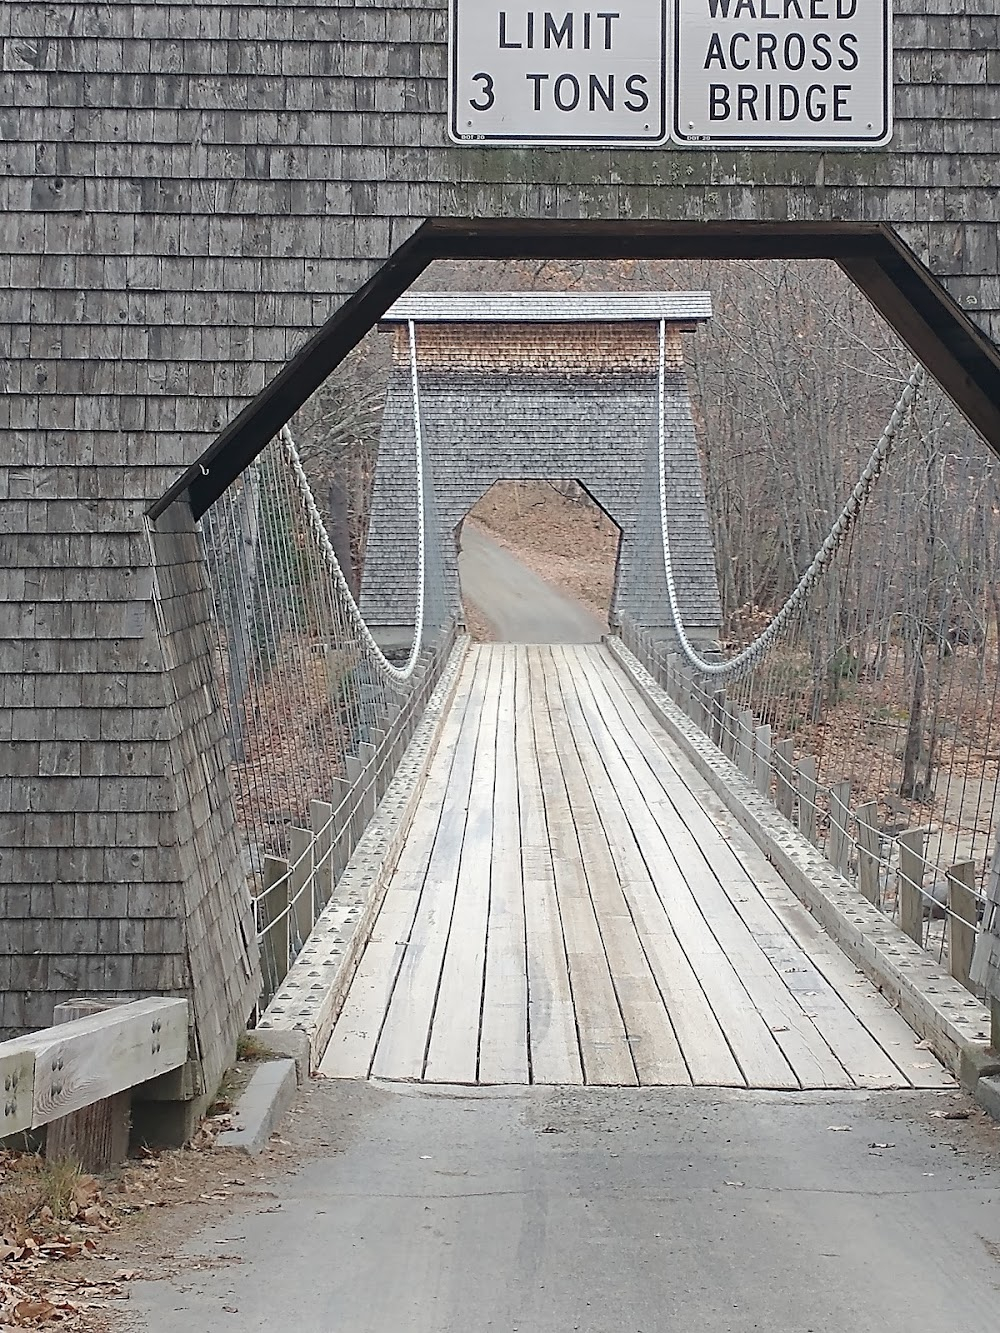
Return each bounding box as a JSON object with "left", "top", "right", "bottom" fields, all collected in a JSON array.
[{"left": 1, "top": 1, "right": 999, "bottom": 1043}]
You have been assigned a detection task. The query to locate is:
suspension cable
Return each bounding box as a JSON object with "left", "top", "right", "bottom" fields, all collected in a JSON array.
[
  {"left": 277, "top": 318, "right": 428, "bottom": 684},
  {"left": 657, "top": 317, "right": 926, "bottom": 681}
]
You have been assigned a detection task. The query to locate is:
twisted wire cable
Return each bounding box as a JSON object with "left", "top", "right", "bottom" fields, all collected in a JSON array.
[
  {"left": 657, "top": 316, "right": 926, "bottom": 682},
  {"left": 277, "top": 318, "right": 428, "bottom": 683}
]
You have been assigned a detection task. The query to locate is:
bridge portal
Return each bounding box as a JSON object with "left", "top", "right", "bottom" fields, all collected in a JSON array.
[{"left": 4, "top": 1, "right": 1000, "bottom": 1106}]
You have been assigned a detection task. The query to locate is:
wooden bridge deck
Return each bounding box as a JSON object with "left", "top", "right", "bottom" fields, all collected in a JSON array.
[{"left": 321, "top": 644, "right": 952, "bottom": 1090}]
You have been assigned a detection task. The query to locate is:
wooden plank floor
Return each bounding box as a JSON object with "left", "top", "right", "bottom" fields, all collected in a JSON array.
[{"left": 320, "top": 644, "right": 953, "bottom": 1090}]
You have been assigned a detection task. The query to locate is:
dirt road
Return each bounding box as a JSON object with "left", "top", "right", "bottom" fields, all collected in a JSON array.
[{"left": 458, "top": 525, "right": 606, "bottom": 643}]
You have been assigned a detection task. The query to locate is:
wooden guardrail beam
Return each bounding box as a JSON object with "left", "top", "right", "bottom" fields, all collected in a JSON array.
[{"left": 0, "top": 997, "right": 188, "bottom": 1138}]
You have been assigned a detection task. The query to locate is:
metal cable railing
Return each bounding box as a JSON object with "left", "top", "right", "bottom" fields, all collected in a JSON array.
[{"left": 201, "top": 328, "right": 455, "bottom": 1010}]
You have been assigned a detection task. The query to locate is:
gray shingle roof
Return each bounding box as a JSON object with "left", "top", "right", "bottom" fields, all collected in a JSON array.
[{"left": 381, "top": 292, "right": 713, "bottom": 325}]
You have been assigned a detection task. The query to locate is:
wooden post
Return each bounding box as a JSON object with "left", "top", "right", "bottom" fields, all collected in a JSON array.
[
  {"left": 829, "top": 780, "right": 852, "bottom": 875},
  {"left": 737, "top": 708, "right": 755, "bottom": 778},
  {"left": 897, "top": 828, "right": 928, "bottom": 946},
  {"left": 289, "top": 826, "right": 315, "bottom": 949},
  {"left": 310, "top": 799, "right": 334, "bottom": 910},
  {"left": 711, "top": 691, "right": 726, "bottom": 750},
  {"left": 329, "top": 777, "right": 351, "bottom": 886},
  {"left": 345, "top": 752, "right": 363, "bottom": 848},
  {"left": 359, "top": 740, "right": 377, "bottom": 823},
  {"left": 947, "top": 860, "right": 978, "bottom": 993},
  {"left": 260, "top": 855, "right": 291, "bottom": 995},
  {"left": 46, "top": 1000, "right": 131, "bottom": 1173},
  {"left": 723, "top": 700, "right": 740, "bottom": 761},
  {"left": 855, "top": 802, "right": 882, "bottom": 905},
  {"left": 753, "top": 724, "right": 772, "bottom": 797},
  {"left": 773, "top": 739, "right": 796, "bottom": 820},
  {"left": 797, "top": 755, "right": 818, "bottom": 845}
]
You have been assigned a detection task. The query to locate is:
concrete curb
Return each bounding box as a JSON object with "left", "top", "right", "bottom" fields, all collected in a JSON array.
[
  {"left": 607, "top": 637, "right": 994, "bottom": 1087},
  {"left": 976, "top": 1075, "right": 1000, "bottom": 1122},
  {"left": 257, "top": 636, "right": 471, "bottom": 1070},
  {"left": 216, "top": 1058, "right": 297, "bottom": 1156}
]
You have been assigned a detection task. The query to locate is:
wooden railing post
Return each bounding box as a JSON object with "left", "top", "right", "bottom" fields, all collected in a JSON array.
[
  {"left": 855, "top": 801, "right": 881, "bottom": 905},
  {"left": 796, "top": 755, "right": 818, "bottom": 845},
  {"left": 310, "top": 799, "right": 334, "bottom": 910},
  {"left": 947, "top": 860, "right": 979, "bottom": 993},
  {"left": 289, "top": 826, "right": 315, "bottom": 948},
  {"left": 897, "top": 828, "right": 928, "bottom": 946},
  {"left": 773, "top": 739, "right": 796, "bottom": 820},
  {"left": 260, "top": 854, "right": 291, "bottom": 995},
  {"left": 829, "top": 780, "right": 852, "bottom": 875},
  {"left": 358, "top": 739, "right": 377, "bottom": 824},
  {"left": 711, "top": 690, "right": 727, "bottom": 749},
  {"left": 753, "top": 723, "right": 772, "bottom": 797},
  {"left": 737, "top": 708, "right": 755, "bottom": 778},
  {"left": 46, "top": 999, "right": 131, "bottom": 1172},
  {"left": 722, "top": 699, "right": 738, "bottom": 760}
]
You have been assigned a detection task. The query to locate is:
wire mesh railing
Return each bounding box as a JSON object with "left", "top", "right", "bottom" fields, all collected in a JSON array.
[
  {"left": 629, "top": 350, "right": 1000, "bottom": 1003},
  {"left": 200, "top": 362, "right": 454, "bottom": 1009},
  {"left": 622, "top": 607, "right": 996, "bottom": 1002}
]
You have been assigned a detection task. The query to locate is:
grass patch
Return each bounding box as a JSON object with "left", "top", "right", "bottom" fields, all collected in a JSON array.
[
  {"left": 236, "top": 1032, "right": 274, "bottom": 1062},
  {"left": 0, "top": 1153, "right": 86, "bottom": 1241}
]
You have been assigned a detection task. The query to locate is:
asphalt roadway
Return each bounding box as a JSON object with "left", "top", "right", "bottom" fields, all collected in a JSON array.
[
  {"left": 130, "top": 1080, "right": 1000, "bottom": 1332},
  {"left": 457, "top": 525, "right": 607, "bottom": 644}
]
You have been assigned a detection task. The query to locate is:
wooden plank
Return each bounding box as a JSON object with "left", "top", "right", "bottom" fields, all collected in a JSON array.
[
  {"left": 11, "top": 999, "right": 190, "bottom": 1128},
  {"left": 372, "top": 647, "right": 493, "bottom": 1082},
  {"left": 773, "top": 738, "right": 796, "bottom": 820},
  {"left": 478, "top": 646, "right": 530, "bottom": 1084},
  {"left": 551, "top": 646, "right": 690, "bottom": 1087},
  {"left": 530, "top": 651, "right": 637, "bottom": 1087},
  {"left": 855, "top": 802, "right": 882, "bottom": 905},
  {"left": 829, "top": 780, "right": 852, "bottom": 876},
  {"left": 574, "top": 651, "right": 840, "bottom": 1089},
  {"left": 0, "top": 1045, "right": 35, "bottom": 1137},
  {"left": 421, "top": 648, "right": 503, "bottom": 1083},
  {"left": 947, "top": 860, "right": 979, "bottom": 994},
  {"left": 515, "top": 646, "right": 583, "bottom": 1086},
  {"left": 898, "top": 828, "right": 928, "bottom": 946},
  {"left": 322, "top": 649, "right": 482, "bottom": 1079},
  {"left": 558, "top": 650, "right": 738, "bottom": 1087},
  {"left": 586, "top": 651, "right": 921, "bottom": 1089},
  {"left": 595, "top": 663, "right": 950, "bottom": 1088}
]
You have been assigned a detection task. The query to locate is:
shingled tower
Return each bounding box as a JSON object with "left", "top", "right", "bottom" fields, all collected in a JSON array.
[{"left": 361, "top": 292, "right": 723, "bottom": 653}]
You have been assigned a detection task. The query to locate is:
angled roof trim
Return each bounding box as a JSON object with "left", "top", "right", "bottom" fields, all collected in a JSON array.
[{"left": 381, "top": 291, "right": 712, "bottom": 324}]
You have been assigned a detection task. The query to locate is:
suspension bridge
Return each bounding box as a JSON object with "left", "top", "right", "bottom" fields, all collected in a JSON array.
[
  {"left": 178, "top": 294, "right": 995, "bottom": 1099},
  {"left": 128, "top": 295, "right": 1000, "bottom": 1331}
]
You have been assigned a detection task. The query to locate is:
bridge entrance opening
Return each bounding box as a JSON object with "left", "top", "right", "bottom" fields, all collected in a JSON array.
[
  {"left": 456, "top": 480, "right": 622, "bottom": 644},
  {"left": 142, "top": 224, "right": 1000, "bottom": 1089}
]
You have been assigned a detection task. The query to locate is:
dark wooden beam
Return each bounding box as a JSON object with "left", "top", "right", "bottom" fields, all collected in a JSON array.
[{"left": 147, "top": 219, "right": 1000, "bottom": 522}]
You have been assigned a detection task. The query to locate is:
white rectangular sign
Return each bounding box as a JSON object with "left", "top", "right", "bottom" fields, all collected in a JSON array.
[
  {"left": 449, "top": 2, "right": 669, "bottom": 146},
  {"left": 448, "top": 1, "right": 893, "bottom": 149},
  {"left": 672, "top": 0, "right": 893, "bottom": 147}
]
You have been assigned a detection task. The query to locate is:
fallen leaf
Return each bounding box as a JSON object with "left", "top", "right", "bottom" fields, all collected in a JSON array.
[
  {"left": 827, "top": 1125, "right": 852, "bottom": 1132},
  {"left": 13, "top": 1298, "right": 56, "bottom": 1321},
  {"left": 869, "top": 1142, "right": 896, "bottom": 1150}
]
